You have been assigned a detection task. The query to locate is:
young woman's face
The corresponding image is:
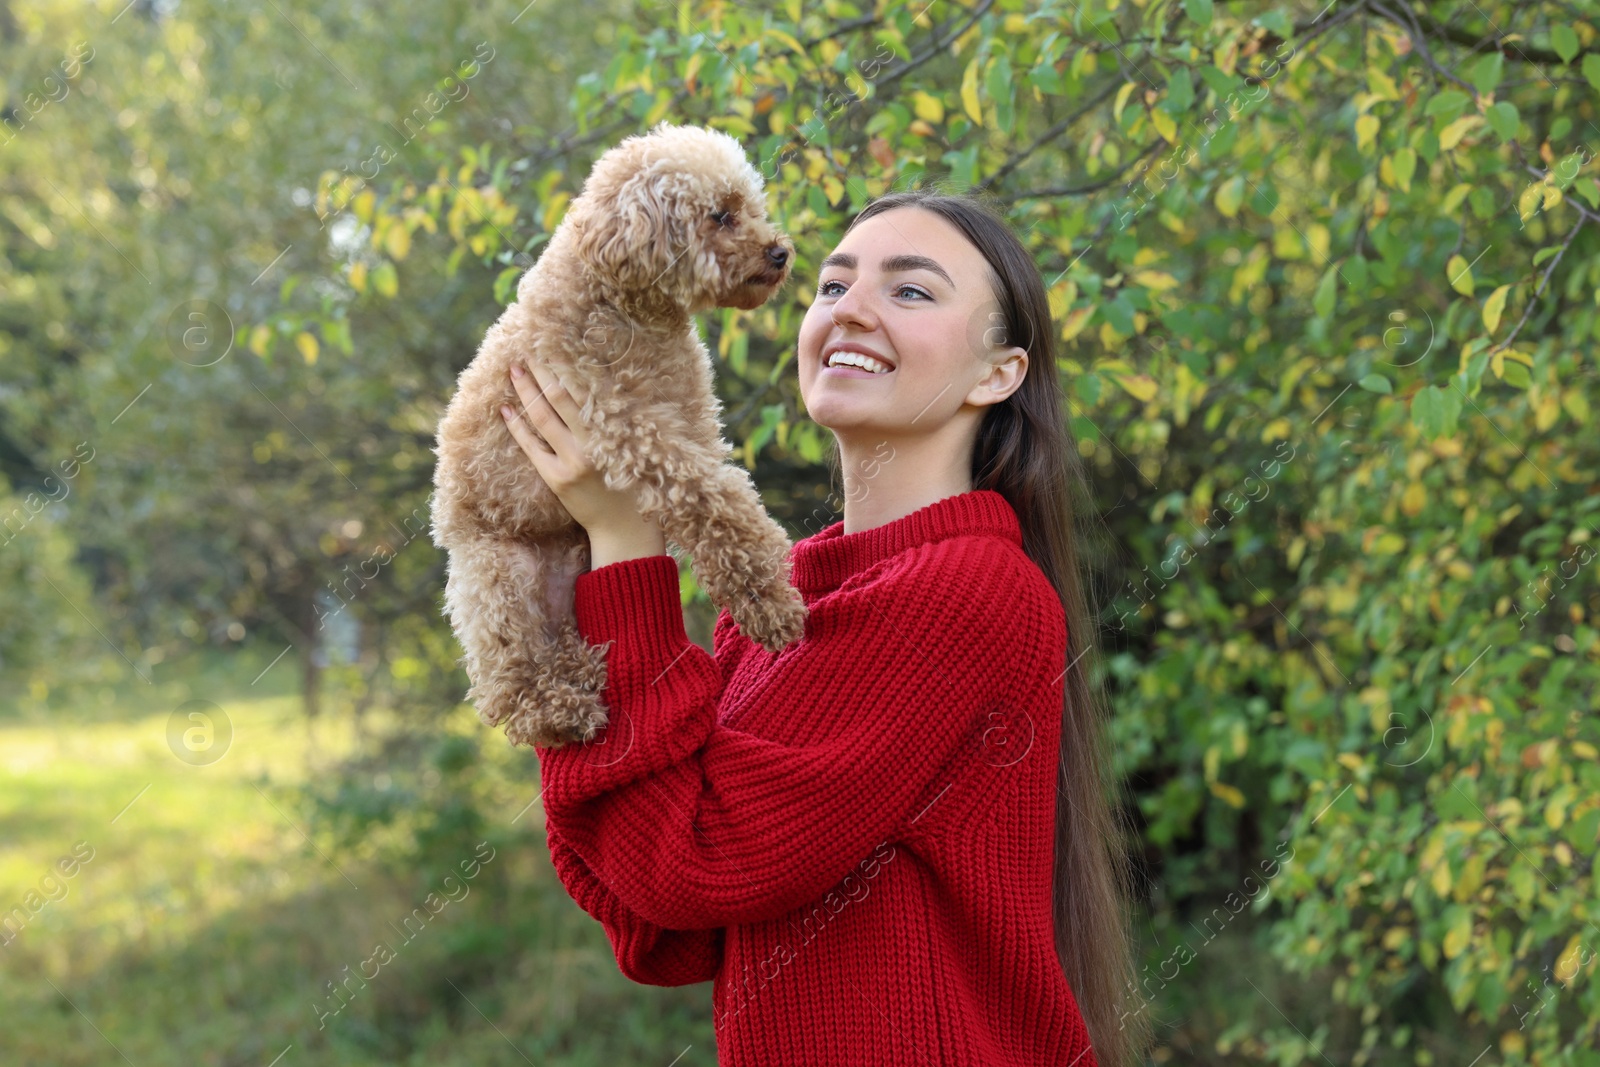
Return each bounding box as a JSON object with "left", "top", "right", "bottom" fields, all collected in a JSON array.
[{"left": 797, "top": 205, "right": 1025, "bottom": 436}]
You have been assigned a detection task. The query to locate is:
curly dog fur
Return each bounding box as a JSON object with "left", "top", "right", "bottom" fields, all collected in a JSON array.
[{"left": 430, "top": 122, "right": 808, "bottom": 749}]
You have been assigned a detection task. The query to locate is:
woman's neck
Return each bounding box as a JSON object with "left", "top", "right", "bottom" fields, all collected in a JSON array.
[{"left": 836, "top": 432, "right": 975, "bottom": 535}]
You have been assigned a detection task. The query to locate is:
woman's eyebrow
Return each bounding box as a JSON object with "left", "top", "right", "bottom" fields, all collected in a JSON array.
[{"left": 818, "top": 251, "right": 955, "bottom": 289}]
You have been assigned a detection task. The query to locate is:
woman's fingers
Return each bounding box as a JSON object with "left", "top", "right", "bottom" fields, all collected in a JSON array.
[
  {"left": 501, "top": 400, "right": 554, "bottom": 464},
  {"left": 509, "top": 362, "right": 569, "bottom": 454},
  {"left": 530, "top": 361, "right": 588, "bottom": 438}
]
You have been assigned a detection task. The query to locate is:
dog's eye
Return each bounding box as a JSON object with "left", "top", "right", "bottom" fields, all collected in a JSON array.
[{"left": 710, "top": 209, "right": 735, "bottom": 227}]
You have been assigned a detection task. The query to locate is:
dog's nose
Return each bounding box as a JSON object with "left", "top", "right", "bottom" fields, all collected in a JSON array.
[{"left": 766, "top": 245, "right": 789, "bottom": 268}]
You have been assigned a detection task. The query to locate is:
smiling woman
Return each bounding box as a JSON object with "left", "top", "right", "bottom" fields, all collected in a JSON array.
[{"left": 530, "top": 189, "right": 1149, "bottom": 1067}]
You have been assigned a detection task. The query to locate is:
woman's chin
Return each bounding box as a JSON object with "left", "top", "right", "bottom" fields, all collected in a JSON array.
[{"left": 805, "top": 403, "right": 881, "bottom": 434}]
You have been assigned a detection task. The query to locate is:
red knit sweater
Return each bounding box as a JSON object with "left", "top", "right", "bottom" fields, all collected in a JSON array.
[{"left": 535, "top": 489, "right": 1098, "bottom": 1066}]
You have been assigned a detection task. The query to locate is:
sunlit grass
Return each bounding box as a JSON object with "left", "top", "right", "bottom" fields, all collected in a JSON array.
[{"left": 0, "top": 643, "right": 716, "bottom": 1066}]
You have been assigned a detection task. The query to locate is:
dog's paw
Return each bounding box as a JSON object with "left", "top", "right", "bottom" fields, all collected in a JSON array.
[
  {"left": 731, "top": 585, "right": 808, "bottom": 652},
  {"left": 501, "top": 683, "right": 609, "bottom": 748}
]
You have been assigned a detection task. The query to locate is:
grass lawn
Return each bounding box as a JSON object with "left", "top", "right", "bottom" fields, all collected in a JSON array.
[{"left": 0, "top": 643, "right": 717, "bottom": 1067}]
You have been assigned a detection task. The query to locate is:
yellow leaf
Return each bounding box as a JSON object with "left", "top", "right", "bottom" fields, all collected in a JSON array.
[
  {"left": 1446, "top": 254, "right": 1474, "bottom": 297},
  {"left": 1356, "top": 113, "right": 1380, "bottom": 153},
  {"left": 1500, "top": 1032, "right": 1525, "bottom": 1057},
  {"left": 763, "top": 27, "right": 808, "bottom": 56},
  {"left": 1555, "top": 935, "right": 1585, "bottom": 982},
  {"left": 1546, "top": 791, "right": 1569, "bottom": 829},
  {"left": 348, "top": 260, "right": 367, "bottom": 294},
  {"left": 1060, "top": 305, "right": 1093, "bottom": 342},
  {"left": 296, "top": 331, "right": 319, "bottom": 365},
  {"left": 1260, "top": 417, "right": 1291, "bottom": 441},
  {"left": 1431, "top": 859, "right": 1453, "bottom": 896},
  {"left": 1441, "top": 182, "right": 1473, "bottom": 213},
  {"left": 1442, "top": 913, "right": 1472, "bottom": 958},
  {"left": 1519, "top": 182, "right": 1546, "bottom": 222},
  {"left": 248, "top": 324, "right": 271, "bottom": 357},
  {"left": 1215, "top": 175, "right": 1245, "bottom": 218},
  {"left": 1337, "top": 751, "right": 1363, "bottom": 771},
  {"left": 1482, "top": 284, "right": 1510, "bottom": 334},
  {"left": 1368, "top": 66, "right": 1401, "bottom": 101},
  {"left": 385, "top": 222, "right": 411, "bottom": 261},
  {"left": 1150, "top": 108, "right": 1178, "bottom": 143},
  {"left": 960, "top": 57, "right": 983, "bottom": 123},
  {"left": 910, "top": 90, "right": 944, "bottom": 124},
  {"left": 1131, "top": 270, "right": 1180, "bottom": 291},
  {"left": 1402, "top": 481, "right": 1426, "bottom": 516},
  {"left": 1572, "top": 741, "right": 1598, "bottom": 760},
  {"left": 1535, "top": 392, "right": 1561, "bottom": 432},
  {"left": 1209, "top": 781, "right": 1246, "bottom": 808},
  {"left": 1113, "top": 372, "right": 1159, "bottom": 402},
  {"left": 352, "top": 189, "right": 376, "bottom": 224},
  {"left": 1114, "top": 81, "right": 1139, "bottom": 124},
  {"left": 1563, "top": 388, "right": 1592, "bottom": 424},
  {"left": 1307, "top": 223, "right": 1331, "bottom": 264},
  {"left": 542, "top": 191, "right": 570, "bottom": 233},
  {"left": 1439, "top": 115, "right": 1481, "bottom": 150}
]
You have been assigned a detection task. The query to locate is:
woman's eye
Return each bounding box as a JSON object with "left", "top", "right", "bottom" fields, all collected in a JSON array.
[{"left": 815, "top": 281, "right": 931, "bottom": 299}]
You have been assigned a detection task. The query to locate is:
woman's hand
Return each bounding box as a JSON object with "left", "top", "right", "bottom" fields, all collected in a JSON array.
[{"left": 501, "top": 360, "right": 666, "bottom": 569}]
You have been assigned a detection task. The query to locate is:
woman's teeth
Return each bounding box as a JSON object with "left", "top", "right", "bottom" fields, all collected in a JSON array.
[{"left": 826, "top": 352, "right": 892, "bottom": 373}]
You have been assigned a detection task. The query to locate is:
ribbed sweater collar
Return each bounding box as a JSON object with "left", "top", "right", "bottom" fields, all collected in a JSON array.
[{"left": 789, "top": 489, "right": 1023, "bottom": 596}]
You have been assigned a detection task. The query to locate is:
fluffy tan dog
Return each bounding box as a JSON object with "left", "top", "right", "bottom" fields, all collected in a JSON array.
[{"left": 430, "top": 122, "right": 808, "bottom": 749}]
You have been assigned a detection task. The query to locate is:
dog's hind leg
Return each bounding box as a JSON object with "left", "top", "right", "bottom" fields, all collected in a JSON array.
[{"left": 442, "top": 534, "right": 611, "bottom": 747}]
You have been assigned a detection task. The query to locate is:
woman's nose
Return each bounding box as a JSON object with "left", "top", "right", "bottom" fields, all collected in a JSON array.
[{"left": 830, "top": 285, "right": 876, "bottom": 330}]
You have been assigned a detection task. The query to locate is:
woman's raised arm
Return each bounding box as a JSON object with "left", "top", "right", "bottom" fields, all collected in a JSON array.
[{"left": 535, "top": 535, "right": 1061, "bottom": 931}]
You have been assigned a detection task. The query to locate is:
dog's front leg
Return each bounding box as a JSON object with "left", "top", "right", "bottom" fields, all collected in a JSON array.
[{"left": 585, "top": 420, "right": 806, "bottom": 650}]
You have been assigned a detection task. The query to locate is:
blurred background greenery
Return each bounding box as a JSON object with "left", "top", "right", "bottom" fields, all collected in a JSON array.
[{"left": 3, "top": 0, "right": 1598, "bottom": 1063}]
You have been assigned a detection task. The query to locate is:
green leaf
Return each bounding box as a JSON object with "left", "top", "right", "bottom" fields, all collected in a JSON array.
[
  {"left": 1411, "top": 384, "right": 1462, "bottom": 437},
  {"left": 1486, "top": 102, "right": 1519, "bottom": 142},
  {"left": 1165, "top": 69, "right": 1194, "bottom": 114},
  {"left": 1358, "top": 373, "right": 1392, "bottom": 394},
  {"left": 1184, "top": 0, "right": 1214, "bottom": 28},
  {"left": 1197, "top": 65, "right": 1236, "bottom": 98},
  {"left": 372, "top": 260, "right": 399, "bottom": 298},
  {"left": 1470, "top": 52, "right": 1503, "bottom": 97},
  {"left": 1390, "top": 146, "right": 1417, "bottom": 190},
  {"left": 1502, "top": 360, "right": 1531, "bottom": 389},
  {"left": 1584, "top": 54, "right": 1600, "bottom": 93},
  {"left": 1552, "top": 25, "right": 1580, "bottom": 65},
  {"left": 1101, "top": 294, "right": 1136, "bottom": 336},
  {"left": 1313, "top": 267, "right": 1337, "bottom": 319},
  {"left": 1425, "top": 90, "right": 1469, "bottom": 119}
]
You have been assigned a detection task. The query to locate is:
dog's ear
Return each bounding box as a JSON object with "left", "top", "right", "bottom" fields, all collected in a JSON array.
[{"left": 571, "top": 171, "right": 686, "bottom": 292}]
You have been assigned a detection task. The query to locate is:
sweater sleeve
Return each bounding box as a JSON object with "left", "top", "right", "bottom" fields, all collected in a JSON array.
[
  {"left": 544, "top": 818, "right": 723, "bottom": 985},
  {"left": 535, "top": 540, "right": 1041, "bottom": 930}
]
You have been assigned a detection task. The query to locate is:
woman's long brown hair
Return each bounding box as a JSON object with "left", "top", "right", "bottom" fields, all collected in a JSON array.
[{"left": 826, "top": 189, "right": 1152, "bottom": 1067}]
